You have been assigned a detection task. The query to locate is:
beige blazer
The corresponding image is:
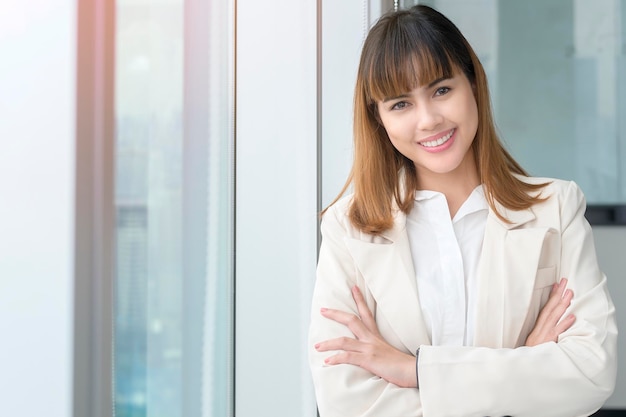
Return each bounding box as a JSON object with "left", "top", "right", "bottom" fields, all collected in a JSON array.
[{"left": 308, "top": 177, "right": 617, "bottom": 417}]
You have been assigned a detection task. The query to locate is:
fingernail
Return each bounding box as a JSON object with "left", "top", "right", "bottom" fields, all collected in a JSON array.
[
  {"left": 314, "top": 343, "right": 320, "bottom": 349},
  {"left": 320, "top": 307, "right": 328, "bottom": 313},
  {"left": 324, "top": 358, "right": 330, "bottom": 364}
]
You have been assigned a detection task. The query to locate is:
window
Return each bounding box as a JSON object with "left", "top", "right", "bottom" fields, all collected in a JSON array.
[{"left": 114, "top": 0, "right": 234, "bottom": 415}]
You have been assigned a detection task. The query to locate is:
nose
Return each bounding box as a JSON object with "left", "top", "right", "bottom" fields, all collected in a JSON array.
[{"left": 415, "top": 103, "right": 443, "bottom": 131}]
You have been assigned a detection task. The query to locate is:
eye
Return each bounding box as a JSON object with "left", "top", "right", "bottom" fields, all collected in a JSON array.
[
  {"left": 434, "top": 86, "right": 451, "bottom": 96},
  {"left": 390, "top": 101, "right": 410, "bottom": 111}
]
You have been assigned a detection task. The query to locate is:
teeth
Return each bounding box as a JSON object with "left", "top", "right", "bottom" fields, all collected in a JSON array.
[{"left": 421, "top": 129, "right": 454, "bottom": 147}]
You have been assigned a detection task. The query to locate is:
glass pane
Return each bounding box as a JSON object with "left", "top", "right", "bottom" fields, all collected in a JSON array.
[
  {"left": 114, "top": 0, "right": 184, "bottom": 415},
  {"left": 114, "top": 0, "right": 234, "bottom": 416},
  {"left": 495, "top": 0, "right": 625, "bottom": 204}
]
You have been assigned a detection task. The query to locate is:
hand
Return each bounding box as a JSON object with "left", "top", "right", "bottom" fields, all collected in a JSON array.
[
  {"left": 525, "top": 278, "right": 576, "bottom": 347},
  {"left": 315, "top": 286, "right": 417, "bottom": 388}
]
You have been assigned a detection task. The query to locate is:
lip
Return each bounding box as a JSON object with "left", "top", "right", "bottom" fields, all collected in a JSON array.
[{"left": 418, "top": 128, "right": 456, "bottom": 153}]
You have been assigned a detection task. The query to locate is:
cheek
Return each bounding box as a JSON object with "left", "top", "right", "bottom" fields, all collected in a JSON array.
[
  {"left": 460, "top": 97, "right": 479, "bottom": 138},
  {"left": 384, "top": 128, "right": 409, "bottom": 156},
  {"left": 379, "top": 124, "right": 406, "bottom": 155},
  {"left": 386, "top": 136, "right": 403, "bottom": 153},
  {"left": 381, "top": 118, "right": 412, "bottom": 143},
  {"left": 375, "top": 115, "right": 394, "bottom": 142}
]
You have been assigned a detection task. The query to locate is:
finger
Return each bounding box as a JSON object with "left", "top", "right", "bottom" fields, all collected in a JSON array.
[
  {"left": 534, "top": 287, "right": 561, "bottom": 329},
  {"left": 320, "top": 307, "right": 369, "bottom": 339},
  {"left": 351, "top": 286, "right": 378, "bottom": 334},
  {"left": 554, "top": 314, "right": 576, "bottom": 336},
  {"left": 561, "top": 288, "right": 573, "bottom": 304},
  {"left": 545, "top": 288, "right": 574, "bottom": 324},
  {"left": 534, "top": 288, "right": 574, "bottom": 342},
  {"left": 532, "top": 284, "right": 572, "bottom": 338},
  {"left": 323, "top": 350, "right": 362, "bottom": 366},
  {"left": 551, "top": 281, "right": 560, "bottom": 295},
  {"left": 551, "top": 278, "right": 569, "bottom": 304},
  {"left": 540, "top": 281, "right": 565, "bottom": 317},
  {"left": 315, "top": 336, "right": 362, "bottom": 353},
  {"left": 538, "top": 280, "right": 571, "bottom": 321}
]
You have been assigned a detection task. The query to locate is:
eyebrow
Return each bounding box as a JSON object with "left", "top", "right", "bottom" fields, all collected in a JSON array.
[{"left": 381, "top": 76, "right": 451, "bottom": 103}]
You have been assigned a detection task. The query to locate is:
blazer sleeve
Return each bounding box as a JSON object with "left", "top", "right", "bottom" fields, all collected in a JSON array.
[
  {"left": 308, "top": 202, "right": 423, "bottom": 417},
  {"left": 417, "top": 181, "right": 618, "bottom": 417}
]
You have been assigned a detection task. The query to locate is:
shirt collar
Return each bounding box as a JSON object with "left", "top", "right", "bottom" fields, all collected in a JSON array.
[
  {"left": 453, "top": 185, "right": 488, "bottom": 222},
  {"left": 413, "top": 185, "right": 488, "bottom": 221}
]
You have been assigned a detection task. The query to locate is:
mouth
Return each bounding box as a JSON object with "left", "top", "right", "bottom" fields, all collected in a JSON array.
[{"left": 419, "top": 128, "right": 455, "bottom": 148}]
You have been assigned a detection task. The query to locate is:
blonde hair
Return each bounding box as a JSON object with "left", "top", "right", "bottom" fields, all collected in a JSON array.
[{"left": 327, "top": 5, "right": 547, "bottom": 235}]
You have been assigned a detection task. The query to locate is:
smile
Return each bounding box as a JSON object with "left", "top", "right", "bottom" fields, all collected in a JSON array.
[{"left": 419, "top": 129, "right": 455, "bottom": 148}]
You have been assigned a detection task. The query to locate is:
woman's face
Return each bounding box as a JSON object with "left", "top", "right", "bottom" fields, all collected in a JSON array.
[{"left": 376, "top": 70, "right": 479, "bottom": 186}]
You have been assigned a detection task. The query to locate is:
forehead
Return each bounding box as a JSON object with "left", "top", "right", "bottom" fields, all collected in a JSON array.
[{"left": 366, "top": 44, "right": 455, "bottom": 103}]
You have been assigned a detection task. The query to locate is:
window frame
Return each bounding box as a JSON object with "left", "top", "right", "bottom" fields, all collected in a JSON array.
[{"left": 74, "top": 0, "right": 116, "bottom": 416}]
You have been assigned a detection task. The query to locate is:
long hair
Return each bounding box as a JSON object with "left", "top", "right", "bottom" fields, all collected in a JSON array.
[{"left": 328, "top": 5, "right": 547, "bottom": 235}]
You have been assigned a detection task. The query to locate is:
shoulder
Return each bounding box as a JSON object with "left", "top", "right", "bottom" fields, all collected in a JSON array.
[
  {"left": 323, "top": 193, "right": 353, "bottom": 224},
  {"left": 514, "top": 174, "right": 583, "bottom": 202},
  {"left": 322, "top": 193, "right": 402, "bottom": 243},
  {"left": 513, "top": 175, "right": 587, "bottom": 225},
  {"left": 514, "top": 174, "right": 569, "bottom": 190},
  {"left": 321, "top": 194, "right": 356, "bottom": 236}
]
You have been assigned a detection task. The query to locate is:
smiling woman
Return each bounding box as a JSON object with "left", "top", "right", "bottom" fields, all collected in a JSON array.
[{"left": 309, "top": 5, "right": 617, "bottom": 417}]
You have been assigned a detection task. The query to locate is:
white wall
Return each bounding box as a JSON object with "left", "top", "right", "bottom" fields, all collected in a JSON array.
[
  {"left": 0, "top": 1, "right": 76, "bottom": 416},
  {"left": 593, "top": 227, "right": 626, "bottom": 409},
  {"left": 235, "top": 1, "right": 318, "bottom": 416}
]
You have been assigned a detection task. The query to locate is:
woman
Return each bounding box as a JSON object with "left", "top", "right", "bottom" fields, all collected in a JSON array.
[{"left": 308, "top": 5, "right": 617, "bottom": 417}]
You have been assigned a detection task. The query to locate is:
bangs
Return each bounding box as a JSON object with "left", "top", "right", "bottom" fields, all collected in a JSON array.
[{"left": 363, "top": 15, "right": 456, "bottom": 103}]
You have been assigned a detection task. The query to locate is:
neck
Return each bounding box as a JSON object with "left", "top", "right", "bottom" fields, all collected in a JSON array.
[{"left": 415, "top": 155, "right": 480, "bottom": 218}]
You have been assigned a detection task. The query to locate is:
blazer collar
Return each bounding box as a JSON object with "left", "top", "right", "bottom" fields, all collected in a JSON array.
[
  {"left": 490, "top": 199, "right": 536, "bottom": 230},
  {"left": 346, "top": 195, "right": 541, "bottom": 351},
  {"left": 381, "top": 184, "right": 538, "bottom": 234}
]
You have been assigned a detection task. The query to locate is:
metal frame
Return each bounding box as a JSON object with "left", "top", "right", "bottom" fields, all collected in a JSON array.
[
  {"left": 74, "top": 0, "right": 116, "bottom": 415},
  {"left": 586, "top": 205, "right": 626, "bottom": 226}
]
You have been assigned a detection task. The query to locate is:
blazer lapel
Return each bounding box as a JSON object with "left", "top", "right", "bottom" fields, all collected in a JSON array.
[
  {"left": 474, "top": 205, "right": 553, "bottom": 348},
  {"left": 343, "top": 201, "right": 554, "bottom": 351},
  {"left": 345, "top": 211, "right": 431, "bottom": 352}
]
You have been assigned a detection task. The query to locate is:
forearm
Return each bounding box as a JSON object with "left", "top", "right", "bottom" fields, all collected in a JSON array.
[
  {"left": 418, "top": 336, "right": 616, "bottom": 417},
  {"left": 310, "top": 362, "right": 423, "bottom": 417},
  {"left": 417, "top": 271, "right": 617, "bottom": 417}
]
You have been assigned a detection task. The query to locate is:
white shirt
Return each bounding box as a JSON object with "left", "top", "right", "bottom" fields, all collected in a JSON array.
[{"left": 406, "top": 185, "right": 488, "bottom": 346}]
